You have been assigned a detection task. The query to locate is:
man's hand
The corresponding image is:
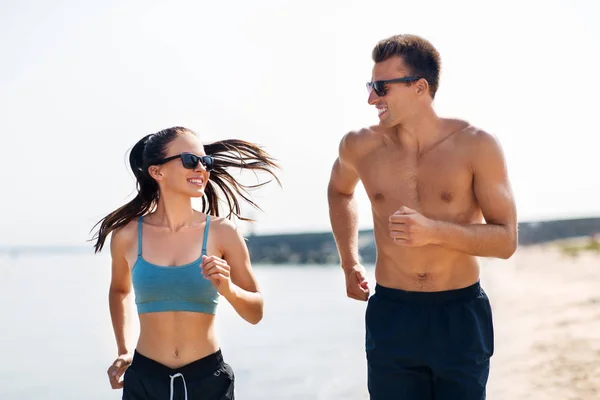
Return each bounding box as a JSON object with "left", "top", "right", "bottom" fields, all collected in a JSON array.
[
  {"left": 389, "top": 206, "right": 438, "bottom": 247},
  {"left": 344, "top": 264, "right": 370, "bottom": 301}
]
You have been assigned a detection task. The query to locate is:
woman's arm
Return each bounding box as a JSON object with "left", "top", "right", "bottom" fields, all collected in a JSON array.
[
  {"left": 108, "top": 225, "right": 136, "bottom": 356},
  {"left": 202, "top": 219, "right": 263, "bottom": 324}
]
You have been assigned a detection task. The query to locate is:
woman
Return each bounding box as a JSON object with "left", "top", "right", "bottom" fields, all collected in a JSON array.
[{"left": 91, "top": 126, "right": 280, "bottom": 400}]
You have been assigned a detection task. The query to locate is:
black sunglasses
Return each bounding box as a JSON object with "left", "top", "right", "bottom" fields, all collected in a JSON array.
[
  {"left": 154, "top": 152, "right": 214, "bottom": 171},
  {"left": 366, "top": 76, "right": 421, "bottom": 97}
]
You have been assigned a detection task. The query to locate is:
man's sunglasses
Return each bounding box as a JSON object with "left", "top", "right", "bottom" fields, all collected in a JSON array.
[
  {"left": 366, "top": 76, "right": 421, "bottom": 97},
  {"left": 154, "top": 152, "right": 214, "bottom": 171}
]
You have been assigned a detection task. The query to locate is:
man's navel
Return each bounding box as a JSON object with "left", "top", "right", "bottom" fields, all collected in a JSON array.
[{"left": 440, "top": 191, "right": 453, "bottom": 203}]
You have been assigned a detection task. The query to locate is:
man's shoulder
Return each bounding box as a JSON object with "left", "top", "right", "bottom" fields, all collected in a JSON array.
[
  {"left": 449, "top": 120, "right": 506, "bottom": 166},
  {"left": 343, "top": 125, "right": 381, "bottom": 141},
  {"left": 340, "top": 125, "right": 383, "bottom": 153},
  {"left": 450, "top": 120, "right": 501, "bottom": 149}
]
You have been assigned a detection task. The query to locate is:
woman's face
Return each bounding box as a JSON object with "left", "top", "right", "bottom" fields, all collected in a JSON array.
[{"left": 149, "top": 133, "right": 211, "bottom": 198}]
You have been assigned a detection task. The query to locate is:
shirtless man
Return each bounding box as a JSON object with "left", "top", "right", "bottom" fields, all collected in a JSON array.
[{"left": 327, "top": 34, "right": 517, "bottom": 400}]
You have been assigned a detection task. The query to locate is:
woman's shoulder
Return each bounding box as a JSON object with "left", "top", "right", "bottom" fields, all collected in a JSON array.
[
  {"left": 207, "top": 215, "right": 238, "bottom": 233},
  {"left": 110, "top": 218, "right": 140, "bottom": 252},
  {"left": 205, "top": 215, "right": 247, "bottom": 246}
]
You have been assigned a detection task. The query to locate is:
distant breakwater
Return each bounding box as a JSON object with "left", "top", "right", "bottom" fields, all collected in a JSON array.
[{"left": 244, "top": 217, "right": 600, "bottom": 265}]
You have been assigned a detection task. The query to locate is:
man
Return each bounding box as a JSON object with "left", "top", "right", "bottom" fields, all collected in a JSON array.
[{"left": 327, "top": 34, "right": 517, "bottom": 400}]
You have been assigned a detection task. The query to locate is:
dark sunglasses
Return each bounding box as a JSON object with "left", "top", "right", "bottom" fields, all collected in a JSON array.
[
  {"left": 366, "top": 76, "right": 421, "bottom": 97},
  {"left": 154, "top": 152, "right": 214, "bottom": 171}
]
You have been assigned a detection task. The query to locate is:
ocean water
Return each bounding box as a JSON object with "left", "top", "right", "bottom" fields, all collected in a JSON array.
[{"left": 0, "top": 253, "right": 374, "bottom": 400}]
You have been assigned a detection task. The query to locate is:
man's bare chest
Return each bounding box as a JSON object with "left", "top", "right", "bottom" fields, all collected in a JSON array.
[{"left": 356, "top": 151, "right": 475, "bottom": 220}]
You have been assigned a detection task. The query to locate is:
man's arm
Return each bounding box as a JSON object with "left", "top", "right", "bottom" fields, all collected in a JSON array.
[
  {"left": 327, "top": 133, "right": 361, "bottom": 269},
  {"left": 328, "top": 131, "right": 371, "bottom": 301},
  {"left": 432, "top": 131, "right": 518, "bottom": 259}
]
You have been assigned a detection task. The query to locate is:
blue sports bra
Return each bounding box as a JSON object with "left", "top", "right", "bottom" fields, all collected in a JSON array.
[{"left": 131, "top": 215, "right": 219, "bottom": 315}]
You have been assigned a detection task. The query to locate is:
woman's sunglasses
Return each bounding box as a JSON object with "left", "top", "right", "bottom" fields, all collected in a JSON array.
[
  {"left": 154, "top": 152, "right": 214, "bottom": 171},
  {"left": 366, "top": 76, "right": 421, "bottom": 97}
]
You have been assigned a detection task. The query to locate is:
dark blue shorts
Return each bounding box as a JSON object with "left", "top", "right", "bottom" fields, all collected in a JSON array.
[
  {"left": 365, "top": 281, "right": 494, "bottom": 400},
  {"left": 122, "top": 349, "right": 235, "bottom": 400}
]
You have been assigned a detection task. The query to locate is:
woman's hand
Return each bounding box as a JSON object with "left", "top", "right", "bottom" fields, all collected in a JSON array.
[
  {"left": 201, "top": 255, "right": 235, "bottom": 297},
  {"left": 107, "top": 353, "right": 132, "bottom": 389}
]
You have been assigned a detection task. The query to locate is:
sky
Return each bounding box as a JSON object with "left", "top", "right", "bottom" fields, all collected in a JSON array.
[{"left": 1, "top": 0, "right": 599, "bottom": 246}]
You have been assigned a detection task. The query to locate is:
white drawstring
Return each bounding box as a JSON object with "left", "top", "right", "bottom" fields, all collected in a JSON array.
[{"left": 169, "top": 373, "right": 188, "bottom": 400}]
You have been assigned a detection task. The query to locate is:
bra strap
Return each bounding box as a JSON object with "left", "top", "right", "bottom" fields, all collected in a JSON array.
[
  {"left": 137, "top": 216, "right": 144, "bottom": 258},
  {"left": 201, "top": 215, "right": 211, "bottom": 256}
]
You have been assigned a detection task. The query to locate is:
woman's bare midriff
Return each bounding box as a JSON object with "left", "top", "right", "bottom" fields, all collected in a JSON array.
[
  {"left": 136, "top": 311, "right": 219, "bottom": 369},
  {"left": 374, "top": 244, "right": 481, "bottom": 292}
]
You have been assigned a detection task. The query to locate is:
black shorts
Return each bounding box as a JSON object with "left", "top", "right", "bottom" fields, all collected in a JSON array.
[
  {"left": 123, "top": 349, "right": 235, "bottom": 400},
  {"left": 365, "top": 281, "right": 494, "bottom": 400}
]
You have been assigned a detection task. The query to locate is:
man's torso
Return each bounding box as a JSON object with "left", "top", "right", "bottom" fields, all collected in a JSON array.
[{"left": 354, "top": 120, "right": 483, "bottom": 291}]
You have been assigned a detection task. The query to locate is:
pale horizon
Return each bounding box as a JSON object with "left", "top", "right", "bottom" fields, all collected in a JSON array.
[{"left": 1, "top": 0, "right": 599, "bottom": 246}]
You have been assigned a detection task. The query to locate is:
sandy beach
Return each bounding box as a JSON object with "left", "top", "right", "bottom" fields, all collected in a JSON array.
[{"left": 482, "top": 243, "right": 600, "bottom": 400}]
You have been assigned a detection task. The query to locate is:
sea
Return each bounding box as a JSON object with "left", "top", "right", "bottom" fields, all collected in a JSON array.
[{"left": 0, "top": 253, "right": 376, "bottom": 399}]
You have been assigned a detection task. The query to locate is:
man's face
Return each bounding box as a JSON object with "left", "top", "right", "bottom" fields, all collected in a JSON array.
[{"left": 367, "top": 56, "right": 420, "bottom": 127}]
